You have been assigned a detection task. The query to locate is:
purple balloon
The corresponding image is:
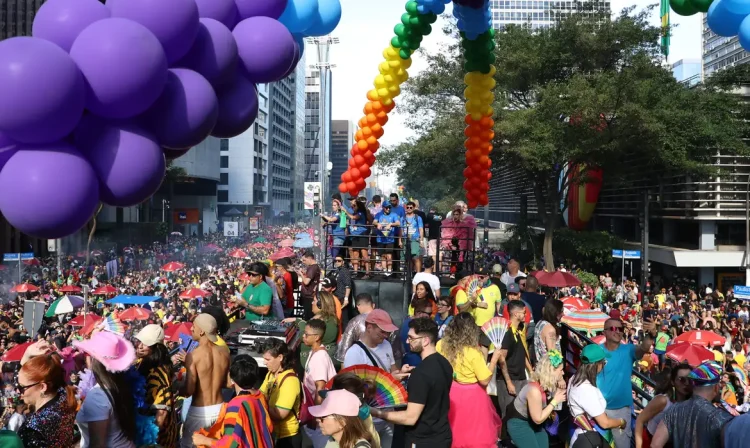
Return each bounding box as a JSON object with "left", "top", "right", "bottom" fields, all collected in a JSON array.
[
  {"left": 279, "top": 39, "right": 301, "bottom": 79},
  {"left": 75, "top": 115, "right": 165, "bottom": 207},
  {"left": 0, "top": 142, "right": 99, "bottom": 238},
  {"left": 211, "top": 72, "right": 259, "bottom": 138},
  {"left": 164, "top": 147, "right": 192, "bottom": 161},
  {"left": 32, "top": 0, "right": 110, "bottom": 52},
  {"left": 174, "top": 19, "right": 238, "bottom": 87},
  {"left": 70, "top": 18, "right": 168, "bottom": 119},
  {"left": 108, "top": 0, "right": 199, "bottom": 64},
  {"left": 0, "top": 133, "right": 19, "bottom": 172},
  {"left": 233, "top": 17, "right": 296, "bottom": 83},
  {"left": 235, "top": 0, "right": 288, "bottom": 20},
  {"left": 195, "top": 0, "right": 239, "bottom": 29},
  {"left": 0, "top": 37, "right": 84, "bottom": 144},
  {"left": 141, "top": 68, "right": 219, "bottom": 150}
]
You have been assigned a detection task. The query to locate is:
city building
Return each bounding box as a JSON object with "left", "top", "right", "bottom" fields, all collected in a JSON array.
[
  {"left": 216, "top": 83, "right": 271, "bottom": 231},
  {"left": 489, "top": 0, "right": 610, "bottom": 31},
  {"left": 0, "top": 0, "right": 46, "bottom": 40},
  {"left": 702, "top": 16, "right": 748, "bottom": 78},
  {"left": 672, "top": 58, "right": 701, "bottom": 86},
  {"left": 293, "top": 60, "right": 307, "bottom": 222},
  {"left": 330, "top": 120, "right": 355, "bottom": 194},
  {"left": 268, "top": 75, "right": 297, "bottom": 223}
]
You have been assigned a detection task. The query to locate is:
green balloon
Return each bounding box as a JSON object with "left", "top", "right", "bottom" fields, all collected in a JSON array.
[
  {"left": 399, "top": 49, "right": 411, "bottom": 59},
  {"left": 391, "top": 37, "right": 402, "bottom": 48},
  {"left": 420, "top": 24, "right": 432, "bottom": 36},
  {"left": 409, "top": 16, "right": 420, "bottom": 26},
  {"left": 670, "top": 0, "right": 698, "bottom": 16},
  {"left": 401, "top": 13, "right": 410, "bottom": 26},
  {"left": 405, "top": 1, "right": 418, "bottom": 14},
  {"left": 687, "top": 0, "right": 712, "bottom": 12},
  {"left": 394, "top": 24, "right": 406, "bottom": 37}
]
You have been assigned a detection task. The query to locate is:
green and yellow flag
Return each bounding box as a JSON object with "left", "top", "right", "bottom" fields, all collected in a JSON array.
[{"left": 660, "top": 0, "right": 671, "bottom": 58}]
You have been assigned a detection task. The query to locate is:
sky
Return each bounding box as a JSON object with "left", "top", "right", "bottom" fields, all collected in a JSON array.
[{"left": 324, "top": 0, "right": 703, "bottom": 192}]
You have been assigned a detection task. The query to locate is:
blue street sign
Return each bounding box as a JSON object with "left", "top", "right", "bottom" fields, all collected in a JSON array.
[
  {"left": 20, "top": 253, "right": 34, "bottom": 260},
  {"left": 3, "top": 253, "right": 19, "bottom": 261},
  {"left": 734, "top": 285, "right": 750, "bottom": 300},
  {"left": 612, "top": 249, "right": 641, "bottom": 259}
]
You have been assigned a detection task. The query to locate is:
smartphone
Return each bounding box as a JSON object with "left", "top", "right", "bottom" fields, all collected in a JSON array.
[{"left": 643, "top": 309, "right": 656, "bottom": 321}]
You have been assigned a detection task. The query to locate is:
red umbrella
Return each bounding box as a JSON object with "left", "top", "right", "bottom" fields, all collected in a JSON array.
[
  {"left": 92, "top": 285, "right": 118, "bottom": 295},
  {"left": 562, "top": 297, "right": 591, "bottom": 312},
  {"left": 591, "top": 335, "right": 606, "bottom": 344},
  {"left": 0, "top": 265, "right": 6, "bottom": 271},
  {"left": 1, "top": 341, "right": 34, "bottom": 362},
  {"left": 22, "top": 258, "right": 41, "bottom": 266},
  {"left": 10, "top": 283, "right": 39, "bottom": 293},
  {"left": 249, "top": 242, "right": 265, "bottom": 249},
  {"left": 59, "top": 285, "right": 82, "bottom": 293},
  {"left": 238, "top": 272, "right": 250, "bottom": 281},
  {"left": 69, "top": 313, "right": 102, "bottom": 327},
  {"left": 179, "top": 288, "right": 207, "bottom": 300},
  {"left": 161, "top": 261, "right": 185, "bottom": 272},
  {"left": 119, "top": 306, "right": 152, "bottom": 322},
  {"left": 673, "top": 330, "right": 726, "bottom": 347},
  {"left": 228, "top": 249, "right": 248, "bottom": 258},
  {"left": 666, "top": 343, "right": 715, "bottom": 366},
  {"left": 279, "top": 239, "right": 295, "bottom": 248},
  {"left": 164, "top": 322, "right": 193, "bottom": 342},
  {"left": 270, "top": 247, "right": 296, "bottom": 261},
  {"left": 532, "top": 270, "right": 581, "bottom": 288}
]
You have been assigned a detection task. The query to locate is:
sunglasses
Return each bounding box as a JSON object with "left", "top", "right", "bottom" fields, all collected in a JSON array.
[
  {"left": 605, "top": 326, "right": 624, "bottom": 333},
  {"left": 15, "top": 381, "right": 41, "bottom": 393},
  {"left": 248, "top": 272, "right": 261, "bottom": 277},
  {"left": 405, "top": 207, "right": 414, "bottom": 210},
  {"left": 335, "top": 259, "right": 344, "bottom": 263}
]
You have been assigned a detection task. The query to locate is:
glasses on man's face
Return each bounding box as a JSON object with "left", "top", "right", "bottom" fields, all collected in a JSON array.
[
  {"left": 335, "top": 259, "right": 344, "bottom": 263},
  {"left": 302, "top": 332, "right": 318, "bottom": 339},
  {"left": 407, "top": 334, "right": 425, "bottom": 342},
  {"left": 605, "top": 326, "right": 624, "bottom": 333},
  {"left": 16, "top": 381, "right": 41, "bottom": 394},
  {"left": 406, "top": 206, "right": 414, "bottom": 210},
  {"left": 248, "top": 272, "right": 261, "bottom": 277},
  {"left": 438, "top": 302, "right": 449, "bottom": 308}
]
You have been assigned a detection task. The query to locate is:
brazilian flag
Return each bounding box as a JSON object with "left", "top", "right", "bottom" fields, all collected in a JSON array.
[{"left": 660, "top": 0, "right": 671, "bottom": 58}]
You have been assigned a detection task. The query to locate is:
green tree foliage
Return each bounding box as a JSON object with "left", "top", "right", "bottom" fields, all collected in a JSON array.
[{"left": 387, "top": 7, "right": 747, "bottom": 269}]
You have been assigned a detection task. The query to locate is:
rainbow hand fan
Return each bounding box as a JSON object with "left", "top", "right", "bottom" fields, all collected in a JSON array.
[
  {"left": 481, "top": 316, "right": 509, "bottom": 347},
  {"left": 325, "top": 364, "right": 408, "bottom": 409},
  {"left": 466, "top": 275, "right": 484, "bottom": 302},
  {"left": 98, "top": 315, "right": 126, "bottom": 336}
]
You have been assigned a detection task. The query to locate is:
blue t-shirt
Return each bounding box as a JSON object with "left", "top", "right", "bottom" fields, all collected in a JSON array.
[
  {"left": 402, "top": 215, "right": 423, "bottom": 241},
  {"left": 375, "top": 212, "right": 400, "bottom": 244},
  {"left": 391, "top": 203, "right": 406, "bottom": 219},
  {"left": 597, "top": 343, "right": 636, "bottom": 409},
  {"left": 328, "top": 212, "right": 346, "bottom": 237},
  {"left": 348, "top": 209, "right": 368, "bottom": 236},
  {"left": 399, "top": 318, "right": 422, "bottom": 367}
]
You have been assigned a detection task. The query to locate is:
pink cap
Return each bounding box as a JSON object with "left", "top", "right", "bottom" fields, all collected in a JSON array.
[
  {"left": 308, "top": 390, "right": 361, "bottom": 417},
  {"left": 365, "top": 309, "right": 398, "bottom": 332}
]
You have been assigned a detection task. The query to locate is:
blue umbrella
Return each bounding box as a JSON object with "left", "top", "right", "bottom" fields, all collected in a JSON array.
[
  {"left": 293, "top": 239, "right": 314, "bottom": 248},
  {"left": 106, "top": 295, "right": 162, "bottom": 305},
  {"left": 295, "top": 232, "right": 310, "bottom": 239}
]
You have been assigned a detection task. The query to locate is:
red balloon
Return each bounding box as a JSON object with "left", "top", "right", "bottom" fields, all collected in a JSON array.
[
  {"left": 355, "top": 178, "right": 366, "bottom": 190},
  {"left": 363, "top": 150, "right": 373, "bottom": 160},
  {"left": 366, "top": 155, "right": 376, "bottom": 165},
  {"left": 468, "top": 199, "right": 479, "bottom": 209},
  {"left": 353, "top": 155, "right": 366, "bottom": 166},
  {"left": 463, "top": 167, "right": 473, "bottom": 178},
  {"left": 342, "top": 171, "right": 352, "bottom": 183},
  {"left": 346, "top": 181, "right": 357, "bottom": 192},
  {"left": 361, "top": 167, "right": 372, "bottom": 178},
  {"left": 479, "top": 193, "right": 488, "bottom": 205},
  {"left": 338, "top": 182, "right": 347, "bottom": 193},
  {"left": 350, "top": 168, "right": 361, "bottom": 179},
  {"left": 349, "top": 158, "right": 358, "bottom": 168}
]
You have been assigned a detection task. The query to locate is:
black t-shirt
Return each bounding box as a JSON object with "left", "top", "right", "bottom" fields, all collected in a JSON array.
[
  {"left": 300, "top": 264, "right": 321, "bottom": 298},
  {"left": 500, "top": 328, "right": 528, "bottom": 380},
  {"left": 425, "top": 213, "right": 443, "bottom": 240},
  {"left": 404, "top": 352, "right": 453, "bottom": 445},
  {"left": 521, "top": 292, "right": 546, "bottom": 324}
]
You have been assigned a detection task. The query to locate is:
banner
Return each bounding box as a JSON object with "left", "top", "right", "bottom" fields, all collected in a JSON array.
[
  {"left": 248, "top": 217, "right": 259, "bottom": 231},
  {"left": 304, "top": 182, "right": 321, "bottom": 210},
  {"left": 224, "top": 221, "right": 239, "bottom": 237}
]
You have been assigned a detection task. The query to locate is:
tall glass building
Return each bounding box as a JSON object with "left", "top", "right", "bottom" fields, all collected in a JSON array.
[
  {"left": 489, "top": 0, "right": 610, "bottom": 31},
  {"left": 702, "top": 16, "right": 748, "bottom": 78}
]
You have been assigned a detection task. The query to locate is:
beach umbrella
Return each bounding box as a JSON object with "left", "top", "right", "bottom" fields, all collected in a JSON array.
[
  {"left": 45, "top": 295, "right": 84, "bottom": 317},
  {"left": 561, "top": 309, "right": 610, "bottom": 334},
  {"left": 279, "top": 239, "right": 295, "bottom": 247},
  {"left": 562, "top": 297, "right": 591, "bottom": 313},
  {"left": 270, "top": 248, "right": 296, "bottom": 261},
  {"left": 90, "top": 250, "right": 103, "bottom": 257},
  {"left": 69, "top": 313, "right": 102, "bottom": 327},
  {"left": 666, "top": 343, "right": 714, "bottom": 367},
  {"left": 180, "top": 288, "right": 207, "bottom": 300},
  {"left": 10, "top": 283, "right": 38, "bottom": 293},
  {"left": 92, "top": 285, "right": 118, "bottom": 295},
  {"left": 1, "top": 341, "right": 33, "bottom": 362},
  {"left": 165, "top": 322, "right": 193, "bottom": 342},
  {"left": 59, "top": 285, "right": 82, "bottom": 293},
  {"left": 532, "top": 270, "right": 581, "bottom": 288},
  {"left": 161, "top": 261, "right": 185, "bottom": 272},
  {"left": 672, "top": 330, "right": 726, "bottom": 347},
  {"left": 295, "top": 232, "right": 310, "bottom": 239},
  {"left": 254, "top": 236, "right": 268, "bottom": 243},
  {"left": 119, "top": 306, "right": 152, "bottom": 322},
  {"left": 293, "top": 239, "right": 314, "bottom": 249},
  {"left": 170, "top": 231, "right": 183, "bottom": 236},
  {"left": 228, "top": 249, "right": 248, "bottom": 258},
  {"left": 22, "top": 258, "right": 41, "bottom": 266}
]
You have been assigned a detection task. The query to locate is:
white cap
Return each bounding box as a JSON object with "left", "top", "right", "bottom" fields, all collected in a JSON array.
[{"left": 134, "top": 324, "right": 165, "bottom": 346}]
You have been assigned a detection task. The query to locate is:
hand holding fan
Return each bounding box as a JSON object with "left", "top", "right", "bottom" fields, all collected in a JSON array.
[
  {"left": 481, "top": 316, "right": 509, "bottom": 347},
  {"left": 97, "top": 315, "right": 126, "bottom": 336},
  {"left": 325, "top": 364, "right": 408, "bottom": 409}
]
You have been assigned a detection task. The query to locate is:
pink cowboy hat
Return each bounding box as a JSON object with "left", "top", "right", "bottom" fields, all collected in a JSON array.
[{"left": 73, "top": 331, "right": 135, "bottom": 373}]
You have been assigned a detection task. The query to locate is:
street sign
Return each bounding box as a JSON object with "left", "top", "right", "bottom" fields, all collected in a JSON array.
[
  {"left": 612, "top": 249, "right": 641, "bottom": 259},
  {"left": 734, "top": 285, "right": 750, "bottom": 300},
  {"left": 224, "top": 221, "right": 239, "bottom": 237},
  {"left": 3, "top": 253, "right": 32, "bottom": 261}
]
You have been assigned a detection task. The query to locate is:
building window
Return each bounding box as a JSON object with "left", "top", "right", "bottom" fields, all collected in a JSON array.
[
  {"left": 220, "top": 139, "right": 229, "bottom": 151},
  {"left": 217, "top": 190, "right": 228, "bottom": 202},
  {"left": 220, "top": 173, "right": 229, "bottom": 185},
  {"left": 220, "top": 156, "right": 229, "bottom": 168}
]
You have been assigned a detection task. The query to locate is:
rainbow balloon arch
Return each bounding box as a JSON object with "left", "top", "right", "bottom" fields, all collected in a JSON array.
[
  {"left": 338, "top": 0, "right": 496, "bottom": 210},
  {"left": 0, "top": 0, "right": 341, "bottom": 240}
]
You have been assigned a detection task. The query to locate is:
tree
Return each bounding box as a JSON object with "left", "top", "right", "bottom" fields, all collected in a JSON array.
[{"left": 391, "top": 8, "right": 748, "bottom": 270}]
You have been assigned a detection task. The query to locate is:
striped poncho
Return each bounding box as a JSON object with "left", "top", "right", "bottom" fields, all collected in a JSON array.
[{"left": 210, "top": 391, "right": 275, "bottom": 448}]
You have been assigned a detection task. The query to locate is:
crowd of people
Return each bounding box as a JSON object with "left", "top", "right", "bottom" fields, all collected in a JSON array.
[{"left": 0, "top": 195, "right": 747, "bottom": 448}]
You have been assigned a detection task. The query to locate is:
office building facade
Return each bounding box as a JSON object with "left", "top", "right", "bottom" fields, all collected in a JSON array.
[
  {"left": 672, "top": 58, "right": 701, "bottom": 86},
  {"left": 293, "top": 60, "right": 307, "bottom": 221},
  {"left": 305, "top": 67, "right": 333, "bottom": 202},
  {"left": 268, "top": 76, "right": 297, "bottom": 223},
  {"left": 330, "top": 120, "right": 355, "bottom": 195},
  {"left": 0, "top": 0, "right": 45, "bottom": 40},
  {"left": 702, "top": 16, "right": 748, "bottom": 78},
  {"left": 489, "top": 0, "right": 610, "bottom": 31}
]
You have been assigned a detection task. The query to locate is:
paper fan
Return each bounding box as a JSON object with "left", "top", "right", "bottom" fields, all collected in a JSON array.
[
  {"left": 466, "top": 275, "right": 483, "bottom": 301},
  {"left": 325, "top": 364, "right": 408, "bottom": 409},
  {"left": 98, "top": 315, "right": 126, "bottom": 336},
  {"left": 481, "top": 316, "right": 509, "bottom": 347}
]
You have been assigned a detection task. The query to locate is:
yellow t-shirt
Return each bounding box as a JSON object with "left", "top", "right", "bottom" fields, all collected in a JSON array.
[
  {"left": 735, "top": 352, "right": 746, "bottom": 367},
  {"left": 436, "top": 340, "right": 491, "bottom": 384},
  {"left": 260, "top": 369, "right": 301, "bottom": 439},
  {"left": 454, "top": 289, "right": 468, "bottom": 314},
  {"left": 475, "top": 284, "right": 501, "bottom": 327},
  {"left": 714, "top": 350, "right": 724, "bottom": 363}
]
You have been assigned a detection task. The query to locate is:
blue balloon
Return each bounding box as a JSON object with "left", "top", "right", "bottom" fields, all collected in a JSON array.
[
  {"left": 293, "top": 33, "right": 305, "bottom": 59},
  {"left": 304, "top": 0, "right": 341, "bottom": 36},
  {"left": 739, "top": 14, "right": 750, "bottom": 51},
  {"left": 724, "top": 0, "right": 750, "bottom": 15},
  {"left": 278, "top": 0, "right": 318, "bottom": 34},
  {"left": 707, "top": 0, "right": 746, "bottom": 37}
]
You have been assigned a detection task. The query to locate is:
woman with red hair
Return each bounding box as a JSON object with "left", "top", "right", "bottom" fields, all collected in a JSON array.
[{"left": 16, "top": 353, "right": 77, "bottom": 447}]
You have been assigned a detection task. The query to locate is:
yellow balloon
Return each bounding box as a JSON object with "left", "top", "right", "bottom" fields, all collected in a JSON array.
[
  {"left": 377, "top": 87, "right": 390, "bottom": 98},
  {"left": 374, "top": 75, "right": 387, "bottom": 89}
]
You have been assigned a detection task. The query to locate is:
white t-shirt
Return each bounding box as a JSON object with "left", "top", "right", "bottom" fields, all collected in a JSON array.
[
  {"left": 568, "top": 379, "right": 607, "bottom": 446},
  {"left": 304, "top": 349, "right": 336, "bottom": 401},
  {"left": 7, "top": 412, "right": 24, "bottom": 432},
  {"left": 343, "top": 340, "right": 395, "bottom": 371},
  {"left": 500, "top": 271, "right": 527, "bottom": 286},
  {"left": 76, "top": 384, "right": 135, "bottom": 448},
  {"left": 413, "top": 272, "right": 440, "bottom": 296}
]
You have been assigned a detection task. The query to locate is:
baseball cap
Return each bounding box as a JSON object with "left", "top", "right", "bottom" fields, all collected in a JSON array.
[
  {"left": 688, "top": 360, "right": 723, "bottom": 385},
  {"left": 457, "top": 269, "right": 472, "bottom": 281},
  {"left": 194, "top": 314, "right": 218, "bottom": 343},
  {"left": 134, "top": 324, "right": 165, "bottom": 347},
  {"left": 365, "top": 309, "right": 398, "bottom": 332},
  {"left": 382, "top": 203, "right": 392, "bottom": 209},
  {"left": 321, "top": 277, "right": 337, "bottom": 289},
  {"left": 308, "top": 390, "right": 361, "bottom": 417},
  {"left": 492, "top": 264, "right": 502, "bottom": 274},
  {"left": 581, "top": 344, "right": 611, "bottom": 364},
  {"left": 507, "top": 283, "right": 521, "bottom": 294}
]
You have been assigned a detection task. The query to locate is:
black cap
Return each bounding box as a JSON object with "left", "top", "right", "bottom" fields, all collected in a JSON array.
[{"left": 457, "top": 269, "right": 472, "bottom": 280}]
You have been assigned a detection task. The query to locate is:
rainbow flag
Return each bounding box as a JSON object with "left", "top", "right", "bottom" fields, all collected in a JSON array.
[{"left": 660, "top": 0, "right": 670, "bottom": 57}]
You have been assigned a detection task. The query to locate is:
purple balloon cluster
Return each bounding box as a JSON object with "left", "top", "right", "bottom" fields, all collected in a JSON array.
[{"left": 0, "top": 0, "right": 341, "bottom": 240}]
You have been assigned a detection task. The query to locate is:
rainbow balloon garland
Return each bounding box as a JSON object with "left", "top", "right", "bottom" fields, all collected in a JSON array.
[
  {"left": 673, "top": 0, "right": 750, "bottom": 55},
  {"left": 340, "top": 0, "right": 496, "bottom": 208}
]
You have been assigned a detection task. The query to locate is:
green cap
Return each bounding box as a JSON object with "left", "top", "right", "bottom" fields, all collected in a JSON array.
[{"left": 581, "top": 344, "right": 611, "bottom": 364}]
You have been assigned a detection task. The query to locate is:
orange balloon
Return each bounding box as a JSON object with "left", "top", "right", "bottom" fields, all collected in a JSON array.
[
  {"left": 357, "top": 140, "right": 369, "bottom": 150},
  {"left": 354, "top": 155, "right": 366, "bottom": 166},
  {"left": 366, "top": 113, "right": 378, "bottom": 125},
  {"left": 350, "top": 168, "right": 361, "bottom": 179},
  {"left": 366, "top": 136, "right": 378, "bottom": 145},
  {"left": 480, "top": 116, "right": 494, "bottom": 128},
  {"left": 342, "top": 171, "right": 352, "bottom": 183},
  {"left": 369, "top": 142, "right": 380, "bottom": 153},
  {"left": 346, "top": 181, "right": 357, "bottom": 192},
  {"left": 361, "top": 166, "right": 372, "bottom": 178},
  {"left": 372, "top": 101, "right": 384, "bottom": 112},
  {"left": 364, "top": 102, "right": 375, "bottom": 114},
  {"left": 363, "top": 150, "right": 374, "bottom": 160},
  {"left": 349, "top": 158, "right": 358, "bottom": 168},
  {"left": 361, "top": 127, "right": 373, "bottom": 137},
  {"left": 355, "top": 130, "right": 364, "bottom": 141},
  {"left": 376, "top": 111, "right": 388, "bottom": 125},
  {"left": 382, "top": 101, "right": 395, "bottom": 113},
  {"left": 358, "top": 117, "right": 368, "bottom": 128},
  {"left": 372, "top": 127, "right": 384, "bottom": 139},
  {"left": 464, "top": 115, "right": 474, "bottom": 125},
  {"left": 479, "top": 155, "right": 489, "bottom": 166},
  {"left": 338, "top": 182, "right": 348, "bottom": 193}
]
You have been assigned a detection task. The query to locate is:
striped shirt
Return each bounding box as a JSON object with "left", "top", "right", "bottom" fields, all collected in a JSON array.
[{"left": 215, "top": 391, "right": 274, "bottom": 448}]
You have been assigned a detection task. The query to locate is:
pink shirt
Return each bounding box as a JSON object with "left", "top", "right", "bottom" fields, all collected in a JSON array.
[{"left": 304, "top": 349, "right": 336, "bottom": 400}]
